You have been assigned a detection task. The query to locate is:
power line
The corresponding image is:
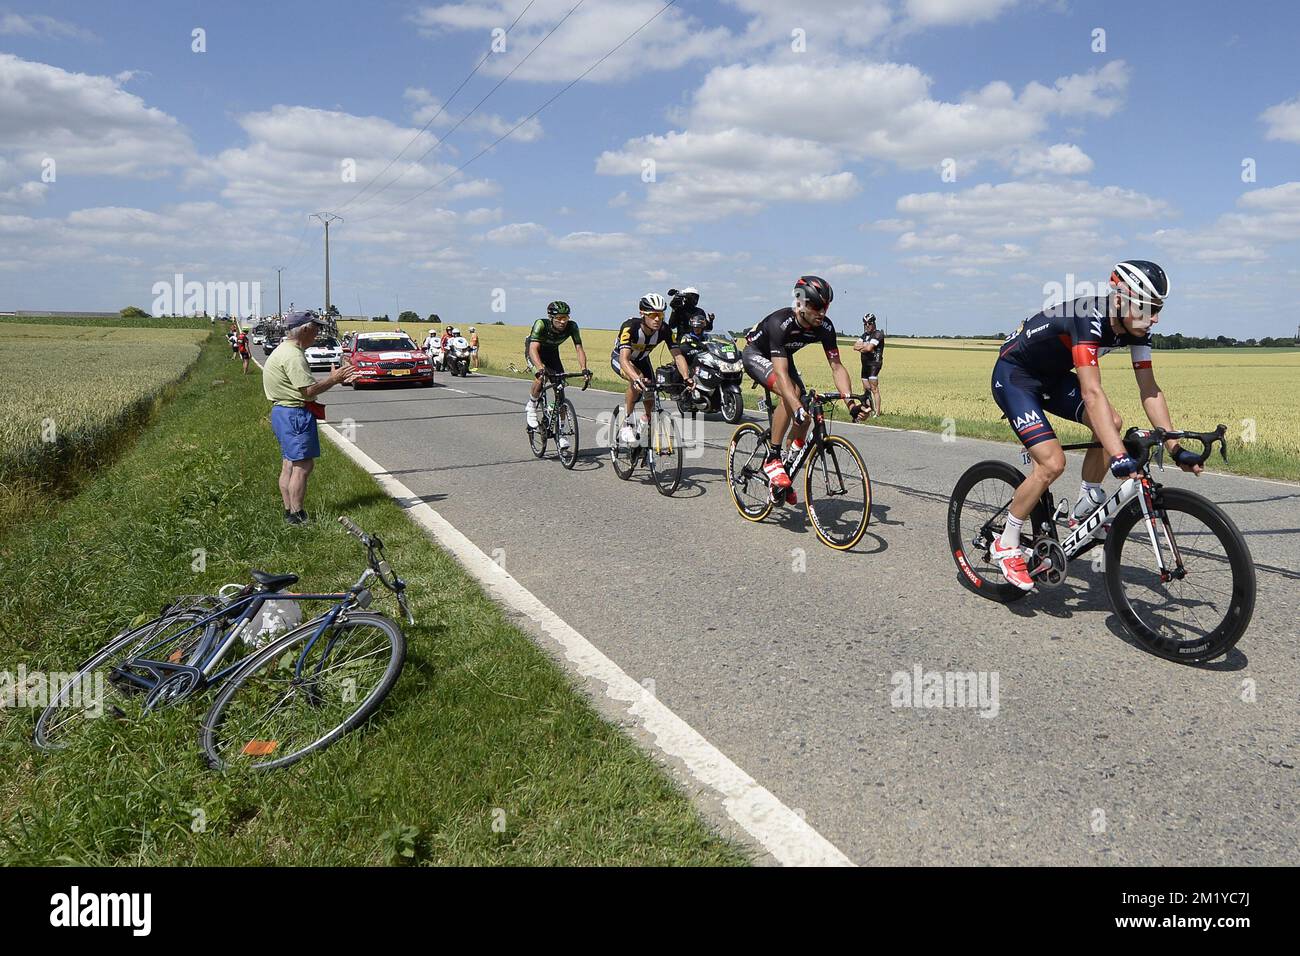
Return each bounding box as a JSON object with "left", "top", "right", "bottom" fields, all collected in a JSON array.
[
  {"left": 345, "top": 0, "right": 586, "bottom": 215},
  {"left": 336, "top": 0, "right": 538, "bottom": 212},
  {"left": 352, "top": 0, "right": 677, "bottom": 225}
]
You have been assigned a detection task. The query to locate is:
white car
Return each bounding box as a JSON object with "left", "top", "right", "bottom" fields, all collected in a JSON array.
[{"left": 304, "top": 338, "right": 342, "bottom": 371}]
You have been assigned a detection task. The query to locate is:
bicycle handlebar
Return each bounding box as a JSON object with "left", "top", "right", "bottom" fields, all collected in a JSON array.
[{"left": 1123, "top": 424, "right": 1229, "bottom": 468}]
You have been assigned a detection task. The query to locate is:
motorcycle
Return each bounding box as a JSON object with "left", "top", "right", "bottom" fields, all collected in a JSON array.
[
  {"left": 425, "top": 340, "right": 446, "bottom": 371},
  {"left": 446, "top": 336, "right": 472, "bottom": 377},
  {"left": 670, "top": 333, "right": 745, "bottom": 424}
]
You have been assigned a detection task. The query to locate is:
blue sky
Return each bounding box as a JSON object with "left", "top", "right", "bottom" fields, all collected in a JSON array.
[{"left": 1, "top": 0, "right": 1298, "bottom": 335}]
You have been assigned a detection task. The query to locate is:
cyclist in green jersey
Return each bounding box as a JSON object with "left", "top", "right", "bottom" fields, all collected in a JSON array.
[{"left": 525, "top": 301, "right": 591, "bottom": 432}]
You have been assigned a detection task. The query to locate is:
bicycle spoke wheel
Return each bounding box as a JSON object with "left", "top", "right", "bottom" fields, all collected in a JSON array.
[
  {"left": 649, "top": 411, "right": 683, "bottom": 496},
  {"left": 557, "top": 399, "right": 579, "bottom": 469},
  {"left": 1104, "top": 487, "right": 1256, "bottom": 663},
  {"left": 726, "top": 422, "right": 773, "bottom": 521},
  {"left": 804, "top": 435, "right": 870, "bottom": 550},
  {"left": 610, "top": 406, "right": 637, "bottom": 480},
  {"left": 34, "top": 610, "right": 215, "bottom": 750},
  {"left": 201, "top": 611, "right": 405, "bottom": 771},
  {"left": 946, "top": 460, "right": 1049, "bottom": 604}
]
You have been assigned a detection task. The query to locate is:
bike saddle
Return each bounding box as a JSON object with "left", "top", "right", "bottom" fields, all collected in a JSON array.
[{"left": 250, "top": 571, "right": 299, "bottom": 591}]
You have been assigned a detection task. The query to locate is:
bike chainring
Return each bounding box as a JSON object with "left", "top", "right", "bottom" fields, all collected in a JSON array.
[{"left": 1030, "top": 538, "right": 1068, "bottom": 587}]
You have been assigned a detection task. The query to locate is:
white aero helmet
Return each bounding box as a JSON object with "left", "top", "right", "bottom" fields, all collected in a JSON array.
[{"left": 639, "top": 292, "right": 667, "bottom": 313}]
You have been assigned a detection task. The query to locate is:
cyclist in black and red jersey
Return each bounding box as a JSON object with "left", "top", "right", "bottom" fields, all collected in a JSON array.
[
  {"left": 741, "top": 276, "right": 866, "bottom": 501},
  {"left": 988, "top": 260, "right": 1203, "bottom": 591}
]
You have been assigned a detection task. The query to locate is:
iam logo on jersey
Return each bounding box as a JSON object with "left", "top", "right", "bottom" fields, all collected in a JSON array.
[{"left": 1012, "top": 410, "right": 1041, "bottom": 431}]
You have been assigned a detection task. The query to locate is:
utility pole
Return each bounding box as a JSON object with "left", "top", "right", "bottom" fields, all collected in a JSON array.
[
  {"left": 275, "top": 267, "right": 284, "bottom": 318},
  {"left": 311, "top": 212, "right": 342, "bottom": 317}
]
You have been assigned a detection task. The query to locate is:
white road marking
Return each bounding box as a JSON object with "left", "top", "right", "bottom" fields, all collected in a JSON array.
[{"left": 318, "top": 419, "right": 854, "bottom": 867}]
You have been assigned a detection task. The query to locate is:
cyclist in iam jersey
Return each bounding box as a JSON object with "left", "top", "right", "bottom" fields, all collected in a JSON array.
[{"left": 988, "top": 260, "right": 1204, "bottom": 591}]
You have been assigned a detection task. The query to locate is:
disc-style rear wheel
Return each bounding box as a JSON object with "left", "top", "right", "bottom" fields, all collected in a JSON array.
[
  {"left": 804, "top": 435, "right": 871, "bottom": 551},
  {"left": 947, "top": 459, "right": 1050, "bottom": 604},
  {"left": 1104, "top": 486, "right": 1256, "bottom": 663},
  {"left": 726, "top": 422, "right": 773, "bottom": 521}
]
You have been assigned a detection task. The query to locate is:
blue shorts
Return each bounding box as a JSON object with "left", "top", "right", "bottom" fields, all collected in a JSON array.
[
  {"left": 271, "top": 405, "right": 320, "bottom": 461},
  {"left": 991, "top": 358, "right": 1085, "bottom": 448}
]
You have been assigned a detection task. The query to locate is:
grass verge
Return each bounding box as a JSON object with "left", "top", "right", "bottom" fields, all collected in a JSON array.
[{"left": 0, "top": 331, "right": 746, "bottom": 866}]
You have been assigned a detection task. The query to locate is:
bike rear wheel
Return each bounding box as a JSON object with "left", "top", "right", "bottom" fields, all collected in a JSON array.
[
  {"left": 200, "top": 611, "right": 405, "bottom": 770},
  {"left": 726, "top": 422, "right": 773, "bottom": 521},
  {"left": 1104, "top": 486, "right": 1256, "bottom": 663},
  {"left": 557, "top": 399, "right": 579, "bottom": 469},
  {"left": 804, "top": 435, "right": 871, "bottom": 550},
  {"left": 649, "top": 411, "right": 683, "bottom": 496},
  {"left": 947, "top": 460, "right": 1051, "bottom": 604},
  {"left": 34, "top": 610, "right": 215, "bottom": 750}
]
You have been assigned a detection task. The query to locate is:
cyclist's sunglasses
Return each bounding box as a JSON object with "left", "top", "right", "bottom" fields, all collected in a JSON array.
[{"left": 1117, "top": 290, "right": 1164, "bottom": 316}]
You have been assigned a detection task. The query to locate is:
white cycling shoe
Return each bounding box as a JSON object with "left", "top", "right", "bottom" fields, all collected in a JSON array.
[{"left": 525, "top": 404, "right": 539, "bottom": 429}]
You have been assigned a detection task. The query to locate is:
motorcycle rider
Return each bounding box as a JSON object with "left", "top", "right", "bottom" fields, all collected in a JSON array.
[{"left": 668, "top": 287, "right": 713, "bottom": 343}]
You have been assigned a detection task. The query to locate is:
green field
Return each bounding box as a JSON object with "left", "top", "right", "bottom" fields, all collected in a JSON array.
[
  {"left": 0, "top": 326, "right": 745, "bottom": 866},
  {"left": 344, "top": 321, "right": 1298, "bottom": 481},
  {"left": 0, "top": 323, "right": 210, "bottom": 523}
]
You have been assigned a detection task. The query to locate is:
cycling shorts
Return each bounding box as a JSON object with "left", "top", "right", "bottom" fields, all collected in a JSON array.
[
  {"left": 610, "top": 349, "right": 654, "bottom": 381},
  {"left": 991, "top": 358, "right": 1085, "bottom": 448}
]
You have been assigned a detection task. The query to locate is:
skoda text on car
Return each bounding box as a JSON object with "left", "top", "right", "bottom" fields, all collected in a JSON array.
[
  {"left": 347, "top": 331, "right": 434, "bottom": 387},
  {"left": 304, "top": 336, "right": 343, "bottom": 371}
]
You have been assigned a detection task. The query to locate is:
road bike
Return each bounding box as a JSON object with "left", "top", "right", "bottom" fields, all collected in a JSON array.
[
  {"left": 34, "top": 517, "right": 412, "bottom": 769},
  {"left": 528, "top": 370, "right": 590, "bottom": 469},
  {"left": 726, "top": 389, "right": 872, "bottom": 551},
  {"left": 947, "top": 425, "right": 1256, "bottom": 663},
  {"left": 610, "top": 379, "right": 685, "bottom": 496}
]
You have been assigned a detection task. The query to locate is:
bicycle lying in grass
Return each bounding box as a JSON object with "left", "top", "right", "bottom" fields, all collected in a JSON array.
[
  {"left": 609, "top": 378, "right": 685, "bottom": 496},
  {"left": 947, "top": 425, "right": 1256, "bottom": 663},
  {"left": 726, "top": 389, "right": 872, "bottom": 551},
  {"left": 528, "top": 370, "right": 590, "bottom": 469},
  {"left": 34, "top": 517, "right": 411, "bottom": 769}
]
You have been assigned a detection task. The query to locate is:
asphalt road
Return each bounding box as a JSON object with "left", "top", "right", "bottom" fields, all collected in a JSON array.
[{"left": 321, "top": 369, "right": 1299, "bottom": 865}]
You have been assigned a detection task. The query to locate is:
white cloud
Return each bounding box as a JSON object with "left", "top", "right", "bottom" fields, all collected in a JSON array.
[
  {"left": 1143, "top": 181, "right": 1300, "bottom": 261},
  {"left": 1260, "top": 94, "right": 1300, "bottom": 144},
  {"left": 0, "top": 53, "right": 196, "bottom": 178},
  {"left": 411, "top": 0, "right": 730, "bottom": 82},
  {"left": 483, "top": 221, "right": 547, "bottom": 244},
  {"left": 0, "top": 13, "right": 96, "bottom": 41},
  {"left": 1012, "top": 142, "right": 1094, "bottom": 176},
  {"left": 903, "top": 0, "right": 1021, "bottom": 27},
  {"left": 403, "top": 87, "right": 543, "bottom": 143},
  {"left": 600, "top": 58, "right": 1128, "bottom": 228},
  {"left": 549, "top": 230, "right": 639, "bottom": 252}
]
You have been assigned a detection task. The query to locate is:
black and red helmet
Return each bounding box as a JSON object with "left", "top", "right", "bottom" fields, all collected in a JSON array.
[{"left": 794, "top": 275, "right": 833, "bottom": 311}]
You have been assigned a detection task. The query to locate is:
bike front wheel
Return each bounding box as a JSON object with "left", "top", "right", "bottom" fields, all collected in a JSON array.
[
  {"left": 803, "top": 435, "right": 871, "bottom": 550},
  {"left": 528, "top": 419, "right": 547, "bottom": 458},
  {"left": 610, "top": 406, "right": 637, "bottom": 480},
  {"left": 557, "top": 399, "right": 579, "bottom": 469},
  {"left": 725, "top": 422, "right": 773, "bottom": 521},
  {"left": 649, "top": 411, "right": 683, "bottom": 496},
  {"left": 200, "top": 611, "right": 406, "bottom": 770},
  {"left": 1104, "top": 486, "right": 1256, "bottom": 663}
]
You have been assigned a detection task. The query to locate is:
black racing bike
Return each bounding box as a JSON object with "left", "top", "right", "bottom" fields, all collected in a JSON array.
[
  {"left": 947, "top": 425, "right": 1256, "bottom": 663},
  {"left": 528, "top": 369, "right": 590, "bottom": 469},
  {"left": 610, "top": 379, "right": 685, "bottom": 496},
  {"left": 726, "top": 389, "right": 872, "bottom": 551}
]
